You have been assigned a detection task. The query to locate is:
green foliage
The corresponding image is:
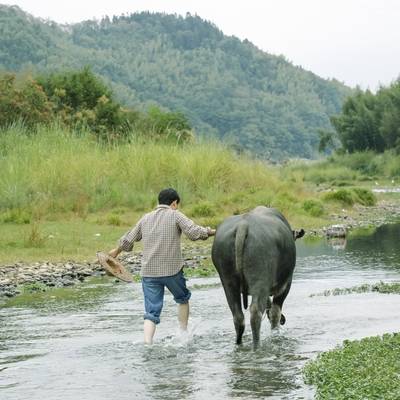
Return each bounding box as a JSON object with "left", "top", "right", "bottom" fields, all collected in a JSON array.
[
  {"left": 18, "top": 282, "right": 49, "bottom": 294},
  {"left": 303, "top": 333, "right": 400, "bottom": 399},
  {"left": 0, "top": 68, "right": 193, "bottom": 143},
  {"left": 335, "top": 151, "right": 379, "bottom": 175},
  {"left": 36, "top": 67, "right": 133, "bottom": 140},
  {"left": 37, "top": 67, "right": 112, "bottom": 110},
  {"left": 352, "top": 188, "right": 377, "bottom": 206},
  {"left": 317, "top": 129, "right": 336, "bottom": 153},
  {"left": 332, "top": 79, "right": 400, "bottom": 153},
  {"left": 322, "top": 188, "right": 376, "bottom": 207},
  {"left": 135, "top": 106, "right": 194, "bottom": 143},
  {"left": 323, "top": 189, "right": 355, "bottom": 205},
  {"left": 302, "top": 199, "right": 325, "bottom": 217},
  {"left": 0, "top": 73, "right": 53, "bottom": 128},
  {"left": 288, "top": 151, "right": 400, "bottom": 184},
  {"left": 0, "top": 5, "right": 61, "bottom": 69},
  {"left": 299, "top": 163, "right": 359, "bottom": 185},
  {"left": 0, "top": 5, "right": 351, "bottom": 159}
]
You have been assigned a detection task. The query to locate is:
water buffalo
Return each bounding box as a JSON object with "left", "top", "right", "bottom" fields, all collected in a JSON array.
[{"left": 212, "top": 206, "right": 301, "bottom": 347}]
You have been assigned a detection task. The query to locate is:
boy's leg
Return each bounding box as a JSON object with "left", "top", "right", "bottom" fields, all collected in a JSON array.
[
  {"left": 144, "top": 320, "right": 156, "bottom": 345},
  {"left": 142, "top": 277, "right": 164, "bottom": 344},
  {"left": 165, "top": 270, "right": 191, "bottom": 331},
  {"left": 178, "top": 302, "right": 189, "bottom": 331}
]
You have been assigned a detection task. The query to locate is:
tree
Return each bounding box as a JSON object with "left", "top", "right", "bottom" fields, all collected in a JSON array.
[
  {"left": 331, "top": 80, "right": 400, "bottom": 153},
  {"left": 0, "top": 73, "right": 52, "bottom": 129}
]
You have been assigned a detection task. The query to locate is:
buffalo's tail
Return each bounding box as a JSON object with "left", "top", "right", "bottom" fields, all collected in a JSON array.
[{"left": 235, "top": 221, "right": 249, "bottom": 309}]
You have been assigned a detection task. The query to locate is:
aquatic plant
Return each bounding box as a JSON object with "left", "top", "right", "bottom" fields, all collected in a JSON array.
[
  {"left": 304, "top": 333, "right": 400, "bottom": 399},
  {"left": 309, "top": 281, "right": 400, "bottom": 297}
]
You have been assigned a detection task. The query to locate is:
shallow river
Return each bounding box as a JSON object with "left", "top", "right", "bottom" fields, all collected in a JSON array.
[{"left": 1, "top": 224, "right": 400, "bottom": 400}]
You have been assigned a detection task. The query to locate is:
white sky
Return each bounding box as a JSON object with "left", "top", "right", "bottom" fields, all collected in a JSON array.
[{"left": 2, "top": 0, "right": 400, "bottom": 90}]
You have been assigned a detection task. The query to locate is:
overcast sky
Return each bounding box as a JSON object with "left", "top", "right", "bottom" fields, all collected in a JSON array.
[{"left": 2, "top": 0, "right": 400, "bottom": 90}]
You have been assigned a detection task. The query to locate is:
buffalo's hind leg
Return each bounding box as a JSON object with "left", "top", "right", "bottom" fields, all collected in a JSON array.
[
  {"left": 270, "top": 282, "right": 292, "bottom": 329},
  {"left": 221, "top": 278, "right": 245, "bottom": 344},
  {"left": 250, "top": 291, "right": 269, "bottom": 348},
  {"left": 250, "top": 298, "right": 262, "bottom": 347}
]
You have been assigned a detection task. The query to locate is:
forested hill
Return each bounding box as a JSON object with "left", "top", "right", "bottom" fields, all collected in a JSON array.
[{"left": 0, "top": 5, "right": 352, "bottom": 159}]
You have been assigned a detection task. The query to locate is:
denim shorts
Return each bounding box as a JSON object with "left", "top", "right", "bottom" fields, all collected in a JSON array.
[{"left": 141, "top": 269, "right": 191, "bottom": 324}]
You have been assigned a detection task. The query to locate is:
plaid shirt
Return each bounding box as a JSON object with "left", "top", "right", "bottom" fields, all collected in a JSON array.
[{"left": 119, "top": 205, "right": 209, "bottom": 277}]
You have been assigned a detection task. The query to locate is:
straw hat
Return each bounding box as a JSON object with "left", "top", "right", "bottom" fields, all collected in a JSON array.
[{"left": 96, "top": 251, "right": 134, "bottom": 283}]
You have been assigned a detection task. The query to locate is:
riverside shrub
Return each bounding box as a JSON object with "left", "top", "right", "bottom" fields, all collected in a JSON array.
[
  {"left": 352, "top": 188, "right": 376, "bottom": 206},
  {"left": 323, "top": 188, "right": 376, "bottom": 207},
  {"left": 323, "top": 189, "right": 355, "bottom": 205},
  {"left": 0, "top": 69, "right": 194, "bottom": 143}
]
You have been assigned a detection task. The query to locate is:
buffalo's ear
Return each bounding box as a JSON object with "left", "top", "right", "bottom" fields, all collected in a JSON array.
[{"left": 293, "top": 229, "right": 305, "bottom": 240}]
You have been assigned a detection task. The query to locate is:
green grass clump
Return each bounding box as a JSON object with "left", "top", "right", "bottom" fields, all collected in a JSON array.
[
  {"left": 1, "top": 209, "right": 31, "bottom": 224},
  {"left": 24, "top": 223, "right": 47, "bottom": 248},
  {"left": 18, "top": 282, "right": 49, "bottom": 294},
  {"left": 352, "top": 188, "right": 377, "bottom": 206},
  {"left": 322, "top": 188, "right": 376, "bottom": 207},
  {"left": 303, "top": 333, "right": 400, "bottom": 399},
  {"left": 106, "top": 214, "right": 124, "bottom": 226},
  {"left": 189, "top": 201, "right": 216, "bottom": 217},
  {"left": 304, "top": 165, "right": 359, "bottom": 185},
  {"left": 302, "top": 199, "right": 325, "bottom": 217},
  {"left": 323, "top": 189, "right": 355, "bottom": 205}
]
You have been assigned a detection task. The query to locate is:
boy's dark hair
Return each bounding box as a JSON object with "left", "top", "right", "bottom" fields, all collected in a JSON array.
[{"left": 158, "top": 188, "right": 180, "bottom": 205}]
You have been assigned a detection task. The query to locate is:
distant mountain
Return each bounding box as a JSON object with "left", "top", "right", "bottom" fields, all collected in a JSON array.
[{"left": 0, "top": 5, "right": 352, "bottom": 159}]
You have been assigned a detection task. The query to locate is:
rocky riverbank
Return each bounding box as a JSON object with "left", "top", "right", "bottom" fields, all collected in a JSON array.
[
  {"left": 0, "top": 245, "right": 212, "bottom": 298},
  {"left": 308, "top": 200, "right": 400, "bottom": 236},
  {"left": 1, "top": 199, "right": 400, "bottom": 299}
]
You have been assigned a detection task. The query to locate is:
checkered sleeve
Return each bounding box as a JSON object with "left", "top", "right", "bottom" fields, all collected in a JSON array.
[
  {"left": 119, "top": 218, "right": 143, "bottom": 251},
  {"left": 175, "top": 211, "right": 209, "bottom": 241}
]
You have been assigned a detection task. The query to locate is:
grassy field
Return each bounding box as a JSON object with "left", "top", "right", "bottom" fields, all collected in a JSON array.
[
  {"left": 1, "top": 125, "right": 399, "bottom": 263},
  {"left": 0, "top": 124, "right": 304, "bottom": 262}
]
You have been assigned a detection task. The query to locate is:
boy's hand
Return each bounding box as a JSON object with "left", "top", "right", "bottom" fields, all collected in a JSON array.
[
  {"left": 207, "top": 227, "right": 216, "bottom": 237},
  {"left": 109, "top": 247, "right": 122, "bottom": 258}
]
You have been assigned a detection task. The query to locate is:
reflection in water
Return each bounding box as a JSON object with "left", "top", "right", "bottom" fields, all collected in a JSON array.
[
  {"left": 228, "top": 335, "right": 301, "bottom": 398},
  {"left": 346, "top": 224, "right": 400, "bottom": 270},
  {"left": 1, "top": 224, "right": 400, "bottom": 399},
  {"left": 297, "top": 223, "right": 400, "bottom": 274},
  {"left": 327, "top": 237, "right": 346, "bottom": 250}
]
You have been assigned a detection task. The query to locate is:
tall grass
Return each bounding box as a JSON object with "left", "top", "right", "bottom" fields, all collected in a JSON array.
[
  {"left": 0, "top": 125, "right": 305, "bottom": 221},
  {"left": 285, "top": 150, "right": 400, "bottom": 185}
]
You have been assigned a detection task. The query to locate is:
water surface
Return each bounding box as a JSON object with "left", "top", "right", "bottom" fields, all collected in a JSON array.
[{"left": 1, "top": 224, "right": 400, "bottom": 399}]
